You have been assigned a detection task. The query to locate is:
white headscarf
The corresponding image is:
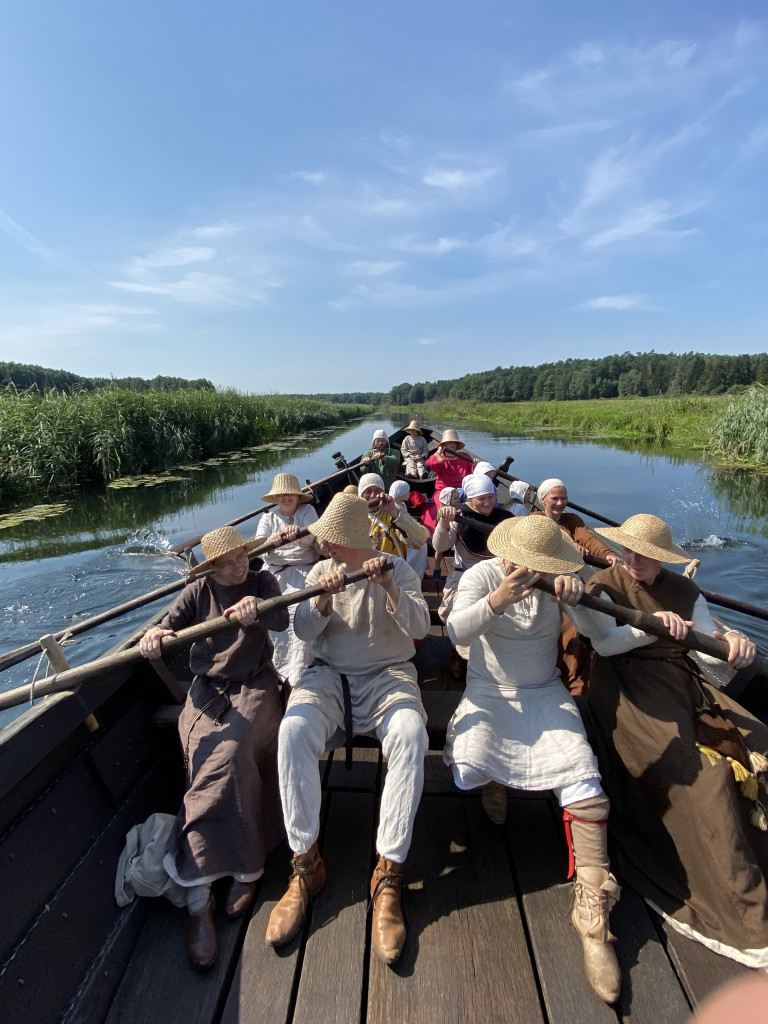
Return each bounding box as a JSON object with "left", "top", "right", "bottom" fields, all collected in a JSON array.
[
  {"left": 473, "top": 461, "right": 495, "bottom": 477},
  {"left": 463, "top": 474, "right": 495, "bottom": 499},
  {"left": 371, "top": 429, "right": 388, "bottom": 443},
  {"left": 358, "top": 473, "right": 385, "bottom": 496},
  {"left": 389, "top": 480, "right": 410, "bottom": 502},
  {"left": 538, "top": 478, "right": 566, "bottom": 500},
  {"left": 439, "top": 487, "right": 459, "bottom": 506}
]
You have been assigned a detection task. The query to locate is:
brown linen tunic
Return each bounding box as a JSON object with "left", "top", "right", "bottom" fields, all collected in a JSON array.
[
  {"left": 585, "top": 564, "right": 768, "bottom": 964},
  {"left": 530, "top": 510, "right": 616, "bottom": 696},
  {"left": 159, "top": 571, "right": 289, "bottom": 885}
]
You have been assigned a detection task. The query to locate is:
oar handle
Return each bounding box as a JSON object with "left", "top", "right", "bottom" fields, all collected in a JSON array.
[{"left": 0, "top": 561, "right": 394, "bottom": 712}]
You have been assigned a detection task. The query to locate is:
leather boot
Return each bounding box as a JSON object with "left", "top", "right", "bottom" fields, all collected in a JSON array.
[
  {"left": 370, "top": 856, "right": 406, "bottom": 965},
  {"left": 481, "top": 781, "right": 507, "bottom": 825},
  {"left": 265, "top": 842, "right": 327, "bottom": 947},
  {"left": 571, "top": 867, "right": 622, "bottom": 1003},
  {"left": 226, "top": 878, "right": 258, "bottom": 918},
  {"left": 186, "top": 896, "right": 218, "bottom": 970}
]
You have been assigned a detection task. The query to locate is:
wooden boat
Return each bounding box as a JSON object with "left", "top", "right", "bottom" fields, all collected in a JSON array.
[{"left": 1, "top": 428, "right": 766, "bottom": 1024}]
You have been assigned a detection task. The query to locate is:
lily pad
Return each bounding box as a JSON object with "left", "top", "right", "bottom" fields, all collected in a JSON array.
[
  {"left": 0, "top": 503, "right": 71, "bottom": 530},
  {"left": 108, "top": 474, "right": 188, "bottom": 489}
]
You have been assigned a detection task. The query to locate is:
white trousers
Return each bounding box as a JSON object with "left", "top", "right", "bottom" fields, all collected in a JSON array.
[{"left": 278, "top": 702, "right": 427, "bottom": 863}]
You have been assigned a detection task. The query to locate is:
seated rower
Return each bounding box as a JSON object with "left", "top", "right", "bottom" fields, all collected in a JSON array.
[
  {"left": 139, "top": 527, "right": 288, "bottom": 969},
  {"left": 443, "top": 515, "right": 621, "bottom": 1003},
  {"left": 568, "top": 513, "right": 768, "bottom": 969},
  {"left": 425, "top": 429, "right": 477, "bottom": 493},
  {"left": 390, "top": 479, "right": 429, "bottom": 581},
  {"left": 401, "top": 419, "right": 430, "bottom": 479},
  {"left": 357, "top": 472, "right": 430, "bottom": 560},
  {"left": 265, "top": 493, "right": 430, "bottom": 965},
  {"left": 432, "top": 474, "right": 512, "bottom": 678},
  {"left": 360, "top": 428, "right": 400, "bottom": 490},
  {"left": 254, "top": 472, "right": 319, "bottom": 687},
  {"left": 530, "top": 478, "right": 619, "bottom": 696}
]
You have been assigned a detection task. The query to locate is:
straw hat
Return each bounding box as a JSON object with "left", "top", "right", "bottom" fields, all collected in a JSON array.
[
  {"left": 439, "top": 429, "right": 464, "bottom": 450},
  {"left": 308, "top": 493, "right": 374, "bottom": 550},
  {"left": 404, "top": 420, "right": 423, "bottom": 435},
  {"left": 487, "top": 516, "right": 584, "bottom": 574},
  {"left": 342, "top": 484, "right": 359, "bottom": 495},
  {"left": 189, "top": 526, "right": 262, "bottom": 576},
  {"left": 261, "top": 472, "right": 312, "bottom": 504},
  {"left": 595, "top": 514, "right": 689, "bottom": 563}
]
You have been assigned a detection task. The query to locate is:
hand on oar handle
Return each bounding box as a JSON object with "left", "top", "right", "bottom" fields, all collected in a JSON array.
[
  {"left": 139, "top": 627, "right": 177, "bottom": 660},
  {"left": 653, "top": 611, "right": 694, "bottom": 641},
  {"left": 224, "top": 596, "right": 260, "bottom": 626},
  {"left": 713, "top": 629, "right": 757, "bottom": 669}
]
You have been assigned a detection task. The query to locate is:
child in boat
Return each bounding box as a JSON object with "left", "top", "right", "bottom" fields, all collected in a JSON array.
[
  {"left": 138, "top": 526, "right": 288, "bottom": 970},
  {"left": 254, "top": 473, "right": 319, "bottom": 687},
  {"left": 389, "top": 479, "right": 429, "bottom": 580},
  {"left": 360, "top": 428, "right": 400, "bottom": 490},
  {"left": 401, "top": 420, "right": 430, "bottom": 479},
  {"left": 427, "top": 486, "right": 460, "bottom": 575}
]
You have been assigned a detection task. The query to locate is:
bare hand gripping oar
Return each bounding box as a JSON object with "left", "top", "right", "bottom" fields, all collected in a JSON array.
[{"left": 0, "top": 561, "right": 394, "bottom": 712}]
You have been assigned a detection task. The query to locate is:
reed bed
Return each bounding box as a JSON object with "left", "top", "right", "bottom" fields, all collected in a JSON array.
[
  {"left": 708, "top": 387, "right": 768, "bottom": 468},
  {"left": 0, "top": 387, "right": 370, "bottom": 507},
  {"left": 405, "top": 395, "right": 727, "bottom": 449}
]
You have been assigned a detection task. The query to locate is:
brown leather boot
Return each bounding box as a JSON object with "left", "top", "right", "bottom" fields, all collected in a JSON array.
[
  {"left": 226, "top": 878, "right": 258, "bottom": 918},
  {"left": 571, "top": 867, "right": 622, "bottom": 1003},
  {"left": 186, "top": 896, "right": 218, "bottom": 970},
  {"left": 265, "top": 842, "right": 327, "bottom": 947},
  {"left": 370, "top": 856, "right": 406, "bottom": 965}
]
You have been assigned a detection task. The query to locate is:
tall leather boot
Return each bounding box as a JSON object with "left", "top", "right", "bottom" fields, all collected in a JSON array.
[
  {"left": 186, "top": 896, "right": 218, "bottom": 970},
  {"left": 571, "top": 866, "right": 622, "bottom": 1003},
  {"left": 370, "top": 856, "right": 406, "bottom": 965},
  {"left": 265, "top": 842, "right": 327, "bottom": 947}
]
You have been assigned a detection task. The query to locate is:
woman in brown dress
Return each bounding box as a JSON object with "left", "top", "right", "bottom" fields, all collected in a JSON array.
[{"left": 568, "top": 514, "right": 768, "bottom": 967}]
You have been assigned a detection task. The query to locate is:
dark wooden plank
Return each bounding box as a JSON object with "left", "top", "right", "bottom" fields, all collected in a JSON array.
[
  {"left": 88, "top": 701, "right": 156, "bottom": 803},
  {"left": 506, "top": 798, "right": 618, "bottom": 1024},
  {"left": 326, "top": 745, "right": 381, "bottom": 791},
  {"left": 293, "top": 790, "right": 377, "bottom": 1024},
  {"left": 422, "top": 750, "right": 458, "bottom": 795},
  {"left": 610, "top": 886, "right": 691, "bottom": 1023},
  {"left": 0, "top": 756, "right": 114, "bottom": 957},
  {"left": 368, "top": 794, "right": 544, "bottom": 1024},
  {"left": 104, "top": 896, "right": 247, "bottom": 1024},
  {"left": 220, "top": 843, "right": 299, "bottom": 1024},
  {"left": 658, "top": 917, "right": 750, "bottom": 1010}
]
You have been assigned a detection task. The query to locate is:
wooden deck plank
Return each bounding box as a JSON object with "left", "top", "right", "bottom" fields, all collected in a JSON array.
[
  {"left": 658, "top": 918, "right": 750, "bottom": 1010},
  {"left": 506, "top": 797, "right": 618, "bottom": 1024},
  {"left": 326, "top": 745, "right": 381, "bottom": 791},
  {"left": 220, "top": 843, "right": 299, "bottom": 1024},
  {"left": 293, "top": 790, "right": 377, "bottom": 1024},
  {"left": 367, "top": 793, "right": 544, "bottom": 1024}
]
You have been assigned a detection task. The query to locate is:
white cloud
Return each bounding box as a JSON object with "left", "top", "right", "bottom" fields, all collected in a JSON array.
[
  {"left": 477, "top": 220, "right": 545, "bottom": 263},
  {"left": 386, "top": 235, "right": 465, "bottom": 255},
  {"left": 130, "top": 246, "right": 216, "bottom": 270},
  {"left": 110, "top": 271, "right": 272, "bottom": 307},
  {"left": 0, "top": 303, "right": 161, "bottom": 342},
  {"left": 290, "top": 171, "right": 328, "bottom": 185},
  {"left": 422, "top": 167, "right": 500, "bottom": 190},
  {"left": 584, "top": 201, "right": 700, "bottom": 249},
  {"left": 191, "top": 222, "right": 241, "bottom": 239},
  {"left": 518, "top": 120, "right": 616, "bottom": 144},
  {"left": 579, "top": 294, "right": 656, "bottom": 311},
  {"left": 379, "top": 130, "right": 414, "bottom": 154},
  {"left": 416, "top": 336, "right": 438, "bottom": 346},
  {"left": 0, "top": 209, "right": 57, "bottom": 260},
  {"left": 342, "top": 260, "right": 404, "bottom": 277}
]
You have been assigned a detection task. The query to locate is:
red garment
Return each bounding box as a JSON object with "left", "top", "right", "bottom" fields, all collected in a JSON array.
[{"left": 425, "top": 452, "right": 469, "bottom": 494}]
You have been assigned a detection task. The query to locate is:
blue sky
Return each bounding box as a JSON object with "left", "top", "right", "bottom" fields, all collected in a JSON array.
[{"left": 0, "top": 2, "right": 766, "bottom": 394}]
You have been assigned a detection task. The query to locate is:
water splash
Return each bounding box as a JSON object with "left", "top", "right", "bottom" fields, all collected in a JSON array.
[{"left": 122, "top": 530, "right": 175, "bottom": 556}]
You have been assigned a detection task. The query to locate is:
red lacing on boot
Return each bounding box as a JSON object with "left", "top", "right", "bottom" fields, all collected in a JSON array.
[{"left": 562, "top": 809, "right": 609, "bottom": 880}]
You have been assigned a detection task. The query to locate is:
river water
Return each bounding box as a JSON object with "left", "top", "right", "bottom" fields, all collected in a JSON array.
[{"left": 2, "top": 416, "right": 768, "bottom": 729}]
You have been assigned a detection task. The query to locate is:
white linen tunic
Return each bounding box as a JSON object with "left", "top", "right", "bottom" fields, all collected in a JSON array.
[
  {"left": 443, "top": 558, "right": 600, "bottom": 792},
  {"left": 255, "top": 503, "right": 319, "bottom": 685}
]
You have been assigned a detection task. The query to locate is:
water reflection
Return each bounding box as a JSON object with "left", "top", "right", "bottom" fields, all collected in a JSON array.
[{"left": 707, "top": 468, "right": 768, "bottom": 537}]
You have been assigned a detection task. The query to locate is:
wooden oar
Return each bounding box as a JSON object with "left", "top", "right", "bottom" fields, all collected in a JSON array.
[
  {"left": 169, "top": 460, "right": 365, "bottom": 554},
  {"left": 530, "top": 575, "right": 768, "bottom": 676},
  {"left": 0, "top": 561, "right": 393, "bottom": 712}
]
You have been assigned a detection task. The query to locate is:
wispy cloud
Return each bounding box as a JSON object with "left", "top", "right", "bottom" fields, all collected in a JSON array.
[
  {"left": 130, "top": 246, "right": 216, "bottom": 271},
  {"left": 518, "top": 120, "right": 616, "bottom": 144},
  {"left": 191, "top": 222, "right": 241, "bottom": 239},
  {"left": 584, "top": 201, "right": 700, "bottom": 249},
  {"left": 386, "top": 234, "right": 465, "bottom": 255},
  {"left": 579, "top": 294, "right": 657, "bottom": 311},
  {"left": 0, "top": 210, "right": 57, "bottom": 260},
  {"left": 0, "top": 303, "right": 161, "bottom": 343},
  {"left": 342, "top": 260, "right": 404, "bottom": 277},
  {"left": 422, "top": 166, "right": 500, "bottom": 190},
  {"left": 290, "top": 171, "right": 328, "bottom": 185},
  {"left": 416, "top": 336, "right": 439, "bottom": 346},
  {"left": 110, "top": 271, "right": 277, "bottom": 307}
]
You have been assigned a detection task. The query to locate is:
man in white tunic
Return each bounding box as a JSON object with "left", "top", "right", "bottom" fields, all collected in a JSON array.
[
  {"left": 265, "top": 492, "right": 430, "bottom": 966},
  {"left": 443, "top": 515, "right": 622, "bottom": 1003}
]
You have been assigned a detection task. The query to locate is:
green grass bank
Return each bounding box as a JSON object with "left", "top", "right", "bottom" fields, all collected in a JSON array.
[
  {"left": 0, "top": 387, "right": 372, "bottom": 509},
  {"left": 393, "top": 392, "right": 768, "bottom": 468}
]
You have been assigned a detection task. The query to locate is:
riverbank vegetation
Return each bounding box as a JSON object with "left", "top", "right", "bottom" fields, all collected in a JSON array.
[
  {"left": 708, "top": 386, "right": 768, "bottom": 468},
  {"left": 0, "top": 387, "right": 371, "bottom": 509},
  {"left": 1, "top": 361, "right": 214, "bottom": 393}
]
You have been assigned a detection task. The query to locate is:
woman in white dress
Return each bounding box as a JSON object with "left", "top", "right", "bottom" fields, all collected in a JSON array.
[{"left": 255, "top": 473, "right": 319, "bottom": 686}]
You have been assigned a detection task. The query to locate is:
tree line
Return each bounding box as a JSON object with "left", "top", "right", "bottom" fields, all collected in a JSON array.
[
  {"left": 386, "top": 351, "right": 768, "bottom": 406},
  {"left": 0, "top": 362, "right": 214, "bottom": 393}
]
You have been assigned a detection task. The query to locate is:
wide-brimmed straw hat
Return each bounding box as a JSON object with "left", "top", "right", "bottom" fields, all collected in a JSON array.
[
  {"left": 439, "top": 429, "right": 465, "bottom": 450},
  {"left": 308, "top": 493, "right": 373, "bottom": 550},
  {"left": 404, "top": 420, "right": 423, "bottom": 435},
  {"left": 189, "top": 526, "right": 262, "bottom": 576},
  {"left": 487, "top": 516, "right": 584, "bottom": 574},
  {"left": 595, "top": 514, "right": 689, "bottom": 563},
  {"left": 261, "top": 472, "right": 312, "bottom": 504}
]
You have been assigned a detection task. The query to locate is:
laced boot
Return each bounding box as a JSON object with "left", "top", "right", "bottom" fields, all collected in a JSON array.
[
  {"left": 186, "top": 896, "right": 218, "bottom": 970},
  {"left": 265, "top": 842, "right": 327, "bottom": 947},
  {"left": 226, "top": 878, "right": 258, "bottom": 918},
  {"left": 370, "top": 856, "right": 406, "bottom": 965},
  {"left": 571, "top": 867, "right": 622, "bottom": 1003},
  {"left": 481, "top": 781, "right": 508, "bottom": 825}
]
